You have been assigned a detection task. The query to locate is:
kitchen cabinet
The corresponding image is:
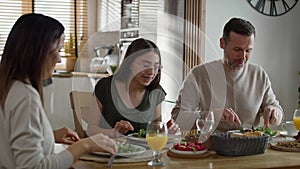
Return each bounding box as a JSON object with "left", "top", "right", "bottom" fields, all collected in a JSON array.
[{"left": 43, "top": 73, "right": 108, "bottom": 130}]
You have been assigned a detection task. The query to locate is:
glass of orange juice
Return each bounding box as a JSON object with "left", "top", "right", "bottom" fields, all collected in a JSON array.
[
  {"left": 146, "top": 121, "right": 168, "bottom": 166},
  {"left": 293, "top": 108, "right": 300, "bottom": 130}
]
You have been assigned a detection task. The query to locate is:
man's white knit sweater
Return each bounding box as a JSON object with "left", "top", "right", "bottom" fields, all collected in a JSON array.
[{"left": 171, "top": 60, "right": 284, "bottom": 131}]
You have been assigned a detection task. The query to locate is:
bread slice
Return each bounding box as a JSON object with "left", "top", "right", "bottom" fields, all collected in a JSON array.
[
  {"left": 230, "top": 131, "right": 263, "bottom": 138},
  {"left": 230, "top": 132, "right": 245, "bottom": 138}
]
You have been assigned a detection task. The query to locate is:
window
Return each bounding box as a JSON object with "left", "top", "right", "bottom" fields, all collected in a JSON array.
[{"left": 0, "top": 0, "right": 87, "bottom": 58}]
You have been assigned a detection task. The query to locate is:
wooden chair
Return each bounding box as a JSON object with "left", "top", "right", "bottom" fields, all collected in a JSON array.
[{"left": 69, "top": 91, "right": 94, "bottom": 138}]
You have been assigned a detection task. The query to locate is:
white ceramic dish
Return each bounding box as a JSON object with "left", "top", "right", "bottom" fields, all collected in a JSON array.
[
  {"left": 92, "top": 144, "right": 146, "bottom": 157},
  {"left": 169, "top": 147, "right": 207, "bottom": 155},
  {"left": 279, "top": 131, "right": 297, "bottom": 137}
]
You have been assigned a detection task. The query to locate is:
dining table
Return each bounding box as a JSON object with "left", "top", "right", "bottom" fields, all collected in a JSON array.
[{"left": 71, "top": 145, "right": 300, "bottom": 169}]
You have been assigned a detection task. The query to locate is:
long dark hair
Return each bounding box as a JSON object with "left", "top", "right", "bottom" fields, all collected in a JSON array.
[
  {"left": 0, "top": 13, "right": 64, "bottom": 108},
  {"left": 114, "top": 38, "right": 162, "bottom": 90}
]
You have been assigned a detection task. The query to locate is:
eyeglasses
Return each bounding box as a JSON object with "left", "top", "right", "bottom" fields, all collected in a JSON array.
[{"left": 139, "top": 62, "right": 163, "bottom": 71}]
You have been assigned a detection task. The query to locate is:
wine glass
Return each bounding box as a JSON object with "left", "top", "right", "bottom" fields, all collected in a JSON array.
[
  {"left": 145, "top": 121, "right": 168, "bottom": 166},
  {"left": 293, "top": 108, "right": 300, "bottom": 131},
  {"left": 195, "top": 110, "right": 215, "bottom": 143}
]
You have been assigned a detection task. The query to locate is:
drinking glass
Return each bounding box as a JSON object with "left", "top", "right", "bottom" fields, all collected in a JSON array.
[
  {"left": 145, "top": 121, "right": 168, "bottom": 166},
  {"left": 196, "top": 110, "right": 215, "bottom": 143},
  {"left": 293, "top": 108, "right": 300, "bottom": 130}
]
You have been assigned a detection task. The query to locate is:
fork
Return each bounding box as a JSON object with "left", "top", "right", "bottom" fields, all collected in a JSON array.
[{"left": 107, "top": 154, "right": 116, "bottom": 168}]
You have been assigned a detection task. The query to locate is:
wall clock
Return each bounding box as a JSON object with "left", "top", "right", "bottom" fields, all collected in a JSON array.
[{"left": 247, "top": 0, "right": 299, "bottom": 16}]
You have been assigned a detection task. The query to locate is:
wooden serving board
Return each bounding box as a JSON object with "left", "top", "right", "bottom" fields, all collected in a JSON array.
[
  {"left": 167, "top": 150, "right": 210, "bottom": 159},
  {"left": 270, "top": 142, "right": 300, "bottom": 152}
]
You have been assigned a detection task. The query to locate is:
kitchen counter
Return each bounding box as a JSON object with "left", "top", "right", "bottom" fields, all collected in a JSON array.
[{"left": 52, "top": 71, "right": 110, "bottom": 78}]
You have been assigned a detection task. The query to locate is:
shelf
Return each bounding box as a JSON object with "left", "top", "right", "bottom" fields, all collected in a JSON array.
[{"left": 72, "top": 72, "right": 110, "bottom": 79}]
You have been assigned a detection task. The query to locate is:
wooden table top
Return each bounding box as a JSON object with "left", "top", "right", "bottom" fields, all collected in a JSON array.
[{"left": 72, "top": 146, "right": 300, "bottom": 169}]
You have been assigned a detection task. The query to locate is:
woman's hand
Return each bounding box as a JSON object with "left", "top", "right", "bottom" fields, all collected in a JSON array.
[
  {"left": 114, "top": 120, "right": 134, "bottom": 134},
  {"left": 54, "top": 127, "right": 80, "bottom": 145},
  {"left": 67, "top": 133, "right": 118, "bottom": 162},
  {"left": 167, "top": 119, "right": 180, "bottom": 134},
  {"left": 87, "top": 133, "right": 118, "bottom": 154}
]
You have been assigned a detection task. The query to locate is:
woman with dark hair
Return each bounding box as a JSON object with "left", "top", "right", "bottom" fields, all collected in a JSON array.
[
  {"left": 89, "top": 38, "right": 178, "bottom": 137},
  {"left": 0, "top": 13, "right": 117, "bottom": 169}
]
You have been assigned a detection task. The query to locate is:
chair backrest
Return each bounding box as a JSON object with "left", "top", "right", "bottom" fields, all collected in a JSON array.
[{"left": 69, "top": 91, "right": 94, "bottom": 138}]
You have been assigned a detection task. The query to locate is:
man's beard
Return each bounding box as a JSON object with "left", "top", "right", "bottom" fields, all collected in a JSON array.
[{"left": 224, "top": 58, "right": 245, "bottom": 71}]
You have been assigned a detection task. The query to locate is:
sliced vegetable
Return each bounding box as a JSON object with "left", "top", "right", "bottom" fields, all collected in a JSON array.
[
  {"left": 138, "top": 129, "right": 146, "bottom": 138},
  {"left": 264, "top": 127, "right": 277, "bottom": 137},
  {"left": 252, "top": 126, "right": 263, "bottom": 132},
  {"left": 131, "top": 129, "right": 146, "bottom": 138},
  {"left": 240, "top": 127, "right": 277, "bottom": 136},
  {"left": 240, "top": 128, "right": 252, "bottom": 133},
  {"left": 116, "top": 141, "right": 143, "bottom": 153}
]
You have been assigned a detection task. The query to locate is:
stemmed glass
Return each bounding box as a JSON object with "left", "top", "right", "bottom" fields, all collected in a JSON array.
[
  {"left": 293, "top": 108, "right": 300, "bottom": 131},
  {"left": 195, "top": 110, "right": 215, "bottom": 143},
  {"left": 145, "top": 121, "right": 168, "bottom": 166}
]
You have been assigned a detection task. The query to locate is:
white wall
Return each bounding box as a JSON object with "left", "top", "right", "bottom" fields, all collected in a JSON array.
[
  {"left": 157, "top": 4, "right": 185, "bottom": 102},
  {"left": 205, "top": 0, "right": 300, "bottom": 121}
]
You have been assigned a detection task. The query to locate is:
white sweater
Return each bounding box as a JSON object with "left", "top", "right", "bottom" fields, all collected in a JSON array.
[
  {"left": 0, "top": 81, "right": 73, "bottom": 169},
  {"left": 171, "top": 60, "right": 284, "bottom": 131}
]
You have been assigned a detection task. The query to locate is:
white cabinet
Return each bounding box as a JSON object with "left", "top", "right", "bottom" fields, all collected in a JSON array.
[{"left": 43, "top": 75, "right": 98, "bottom": 130}]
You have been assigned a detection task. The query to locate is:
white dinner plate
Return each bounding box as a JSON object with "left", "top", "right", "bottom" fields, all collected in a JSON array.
[
  {"left": 54, "top": 143, "right": 68, "bottom": 154},
  {"left": 127, "top": 133, "right": 146, "bottom": 143},
  {"left": 92, "top": 143, "right": 146, "bottom": 157},
  {"left": 169, "top": 147, "right": 207, "bottom": 155}
]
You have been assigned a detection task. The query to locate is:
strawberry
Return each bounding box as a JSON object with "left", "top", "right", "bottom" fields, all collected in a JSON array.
[
  {"left": 186, "top": 147, "right": 193, "bottom": 151},
  {"left": 173, "top": 141, "right": 206, "bottom": 151},
  {"left": 193, "top": 145, "right": 201, "bottom": 151},
  {"left": 178, "top": 145, "right": 187, "bottom": 151}
]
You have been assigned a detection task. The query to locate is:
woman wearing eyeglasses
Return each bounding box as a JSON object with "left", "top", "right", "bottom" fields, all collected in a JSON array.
[{"left": 88, "top": 38, "right": 178, "bottom": 137}]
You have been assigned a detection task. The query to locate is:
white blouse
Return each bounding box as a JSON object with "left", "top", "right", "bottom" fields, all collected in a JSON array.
[{"left": 0, "top": 81, "right": 73, "bottom": 169}]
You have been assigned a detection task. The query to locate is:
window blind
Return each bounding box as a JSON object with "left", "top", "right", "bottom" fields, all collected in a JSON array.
[
  {"left": 97, "top": 0, "right": 121, "bottom": 32},
  {"left": 0, "top": 0, "right": 87, "bottom": 58},
  {"left": 0, "top": 0, "right": 31, "bottom": 57},
  {"left": 184, "top": 0, "right": 205, "bottom": 76}
]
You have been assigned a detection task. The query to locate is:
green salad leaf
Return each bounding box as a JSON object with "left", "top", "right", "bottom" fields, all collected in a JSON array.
[
  {"left": 263, "top": 127, "right": 277, "bottom": 137},
  {"left": 240, "top": 127, "right": 277, "bottom": 137},
  {"left": 116, "top": 142, "right": 143, "bottom": 153},
  {"left": 131, "top": 129, "right": 146, "bottom": 138}
]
